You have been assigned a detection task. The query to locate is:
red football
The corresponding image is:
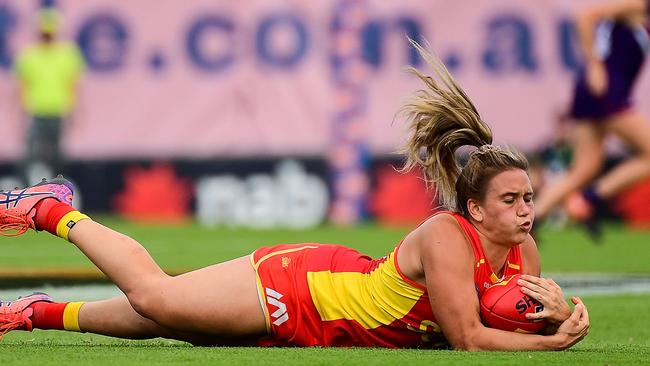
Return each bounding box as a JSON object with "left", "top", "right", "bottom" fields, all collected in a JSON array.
[{"left": 479, "top": 274, "right": 547, "bottom": 333}]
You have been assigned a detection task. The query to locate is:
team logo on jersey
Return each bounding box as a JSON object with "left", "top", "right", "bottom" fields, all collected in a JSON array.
[{"left": 265, "top": 288, "right": 289, "bottom": 326}]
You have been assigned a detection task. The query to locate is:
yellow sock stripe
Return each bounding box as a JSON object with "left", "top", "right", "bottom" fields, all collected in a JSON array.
[
  {"left": 62, "top": 301, "right": 85, "bottom": 332},
  {"left": 56, "top": 211, "right": 90, "bottom": 240}
]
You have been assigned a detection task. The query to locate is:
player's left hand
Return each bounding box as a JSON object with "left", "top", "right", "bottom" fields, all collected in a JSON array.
[{"left": 517, "top": 274, "right": 571, "bottom": 324}]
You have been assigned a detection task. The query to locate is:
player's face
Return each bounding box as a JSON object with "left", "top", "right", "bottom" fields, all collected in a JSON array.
[{"left": 477, "top": 169, "right": 534, "bottom": 244}]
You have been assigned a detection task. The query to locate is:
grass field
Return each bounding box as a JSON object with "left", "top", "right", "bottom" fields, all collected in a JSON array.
[
  {"left": 0, "top": 218, "right": 649, "bottom": 274},
  {"left": 1, "top": 294, "right": 648, "bottom": 365},
  {"left": 0, "top": 219, "right": 649, "bottom": 365}
]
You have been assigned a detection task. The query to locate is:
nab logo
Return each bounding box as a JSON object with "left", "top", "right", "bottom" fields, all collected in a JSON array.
[{"left": 266, "top": 288, "right": 289, "bottom": 326}]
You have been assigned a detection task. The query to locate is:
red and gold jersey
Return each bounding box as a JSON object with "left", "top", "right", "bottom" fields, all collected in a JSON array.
[
  {"left": 450, "top": 212, "right": 523, "bottom": 296},
  {"left": 252, "top": 212, "right": 523, "bottom": 348}
]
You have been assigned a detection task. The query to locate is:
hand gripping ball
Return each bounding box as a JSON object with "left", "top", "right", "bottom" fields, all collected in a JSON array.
[{"left": 480, "top": 274, "right": 547, "bottom": 333}]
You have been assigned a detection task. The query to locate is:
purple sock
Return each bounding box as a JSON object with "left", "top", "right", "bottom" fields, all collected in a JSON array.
[{"left": 582, "top": 186, "right": 605, "bottom": 207}]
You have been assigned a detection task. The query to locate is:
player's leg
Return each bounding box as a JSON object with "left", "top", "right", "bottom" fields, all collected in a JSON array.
[
  {"left": 1, "top": 293, "right": 257, "bottom": 346},
  {"left": 534, "top": 122, "right": 606, "bottom": 219},
  {"left": 0, "top": 180, "right": 267, "bottom": 339},
  {"left": 593, "top": 110, "right": 650, "bottom": 197},
  {"left": 66, "top": 220, "right": 266, "bottom": 336},
  {"left": 79, "top": 296, "right": 259, "bottom": 345},
  {"left": 79, "top": 296, "right": 207, "bottom": 341}
]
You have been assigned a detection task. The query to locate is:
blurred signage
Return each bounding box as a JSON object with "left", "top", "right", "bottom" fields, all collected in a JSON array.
[
  {"left": 1, "top": 0, "right": 649, "bottom": 161},
  {"left": 196, "top": 160, "right": 329, "bottom": 228},
  {"left": 0, "top": 158, "right": 330, "bottom": 227}
]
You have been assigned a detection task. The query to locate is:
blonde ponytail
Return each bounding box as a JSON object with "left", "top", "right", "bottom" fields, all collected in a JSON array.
[{"left": 401, "top": 40, "right": 493, "bottom": 210}]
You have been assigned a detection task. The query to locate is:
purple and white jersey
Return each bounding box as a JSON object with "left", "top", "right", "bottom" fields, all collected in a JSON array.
[
  {"left": 595, "top": 19, "right": 649, "bottom": 81},
  {"left": 569, "top": 13, "right": 650, "bottom": 121}
]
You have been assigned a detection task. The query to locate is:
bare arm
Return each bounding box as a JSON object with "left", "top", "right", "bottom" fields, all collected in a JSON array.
[
  {"left": 419, "top": 215, "right": 588, "bottom": 351},
  {"left": 575, "top": 0, "right": 647, "bottom": 95},
  {"left": 576, "top": 0, "right": 647, "bottom": 64}
]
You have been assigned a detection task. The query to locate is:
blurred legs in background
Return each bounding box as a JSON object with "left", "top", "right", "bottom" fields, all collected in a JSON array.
[
  {"left": 596, "top": 111, "right": 650, "bottom": 199},
  {"left": 535, "top": 110, "right": 650, "bottom": 239},
  {"left": 534, "top": 121, "right": 605, "bottom": 220},
  {"left": 22, "top": 116, "right": 62, "bottom": 186}
]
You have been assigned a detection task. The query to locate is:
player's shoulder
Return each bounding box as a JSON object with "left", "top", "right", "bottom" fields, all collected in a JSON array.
[
  {"left": 420, "top": 211, "right": 463, "bottom": 232},
  {"left": 409, "top": 212, "right": 474, "bottom": 271},
  {"left": 414, "top": 212, "right": 468, "bottom": 248}
]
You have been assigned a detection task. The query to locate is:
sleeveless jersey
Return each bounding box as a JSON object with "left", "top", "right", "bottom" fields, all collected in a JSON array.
[
  {"left": 570, "top": 5, "right": 650, "bottom": 120},
  {"left": 253, "top": 212, "right": 523, "bottom": 348}
]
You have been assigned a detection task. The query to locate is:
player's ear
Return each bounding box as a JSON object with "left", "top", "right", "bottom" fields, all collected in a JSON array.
[{"left": 467, "top": 199, "right": 483, "bottom": 222}]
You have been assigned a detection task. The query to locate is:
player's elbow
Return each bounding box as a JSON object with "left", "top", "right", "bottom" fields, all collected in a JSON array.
[
  {"left": 450, "top": 339, "right": 483, "bottom": 352},
  {"left": 446, "top": 326, "right": 483, "bottom": 351}
]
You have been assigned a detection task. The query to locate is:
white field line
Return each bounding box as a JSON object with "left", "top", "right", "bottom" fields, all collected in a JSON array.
[{"left": 546, "top": 273, "right": 650, "bottom": 297}]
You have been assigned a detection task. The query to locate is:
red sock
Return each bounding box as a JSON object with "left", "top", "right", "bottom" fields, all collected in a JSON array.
[
  {"left": 33, "top": 199, "right": 75, "bottom": 234},
  {"left": 29, "top": 301, "right": 68, "bottom": 330}
]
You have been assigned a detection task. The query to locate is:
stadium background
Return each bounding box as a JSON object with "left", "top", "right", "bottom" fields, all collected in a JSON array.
[{"left": 1, "top": 0, "right": 650, "bottom": 228}]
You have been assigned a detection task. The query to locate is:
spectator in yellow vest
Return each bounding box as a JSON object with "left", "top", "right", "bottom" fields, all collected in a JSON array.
[{"left": 14, "top": 7, "right": 84, "bottom": 184}]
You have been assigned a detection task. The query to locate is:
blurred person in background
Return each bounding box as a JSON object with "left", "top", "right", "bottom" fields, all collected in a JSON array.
[
  {"left": 0, "top": 43, "right": 589, "bottom": 351},
  {"left": 528, "top": 113, "right": 573, "bottom": 228},
  {"left": 534, "top": 0, "right": 650, "bottom": 239},
  {"left": 13, "top": 5, "right": 85, "bottom": 185}
]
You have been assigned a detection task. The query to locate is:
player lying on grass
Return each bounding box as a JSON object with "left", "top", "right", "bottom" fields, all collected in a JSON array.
[{"left": 0, "top": 42, "right": 589, "bottom": 350}]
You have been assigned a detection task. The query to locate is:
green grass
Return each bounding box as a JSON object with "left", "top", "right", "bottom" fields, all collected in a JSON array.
[
  {"left": 0, "top": 294, "right": 648, "bottom": 365},
  {"left": 0, "top": 219, "right": 649, "bottom": 364},
  {"left": 0, "top": 218, "right": 648, "bottom": 273}
]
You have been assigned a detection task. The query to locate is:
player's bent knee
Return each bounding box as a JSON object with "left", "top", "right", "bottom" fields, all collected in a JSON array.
[
  {"left": 127, "top": 291, "right": 158, "bottom": 321},
  {"left": 126, "top": 279, "right": 172, "bottom": 322}
]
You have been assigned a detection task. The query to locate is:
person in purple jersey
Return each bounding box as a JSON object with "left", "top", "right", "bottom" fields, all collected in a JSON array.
[{"left": 535, "top": 0, "right": 650, "bottom": 239}]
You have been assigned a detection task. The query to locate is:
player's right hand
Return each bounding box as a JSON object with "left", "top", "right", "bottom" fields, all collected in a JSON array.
[{"left": 554, "top": 296, "right": 590, "bottom": 350}]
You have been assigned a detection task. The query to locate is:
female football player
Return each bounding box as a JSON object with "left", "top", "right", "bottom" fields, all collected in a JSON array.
[
  {"left": 0, "top": 42, "right": 589, "bottom": 351},
  {"left": 535, "top": 0, "right": 650, "bottom": 238}
]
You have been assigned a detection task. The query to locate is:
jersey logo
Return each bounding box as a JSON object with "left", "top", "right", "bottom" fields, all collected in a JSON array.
[
  {"left": 281, "top": 256, "right": 291, "bottom": 268},
  {"left": 266, "top": 288, "right": 289, "bottom": 326}
]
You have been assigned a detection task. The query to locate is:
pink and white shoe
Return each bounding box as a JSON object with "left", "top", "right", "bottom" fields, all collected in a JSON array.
[
  {"left": 0, "top": 292, "right": 53, "bottom": 338},
  {"left": 0, "top": 175, "right": 74, "bottom": 236}
]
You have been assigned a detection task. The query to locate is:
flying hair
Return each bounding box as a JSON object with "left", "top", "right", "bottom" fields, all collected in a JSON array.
[{"left": 400, "top": 39, "right": 528, "bottom": 214}]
